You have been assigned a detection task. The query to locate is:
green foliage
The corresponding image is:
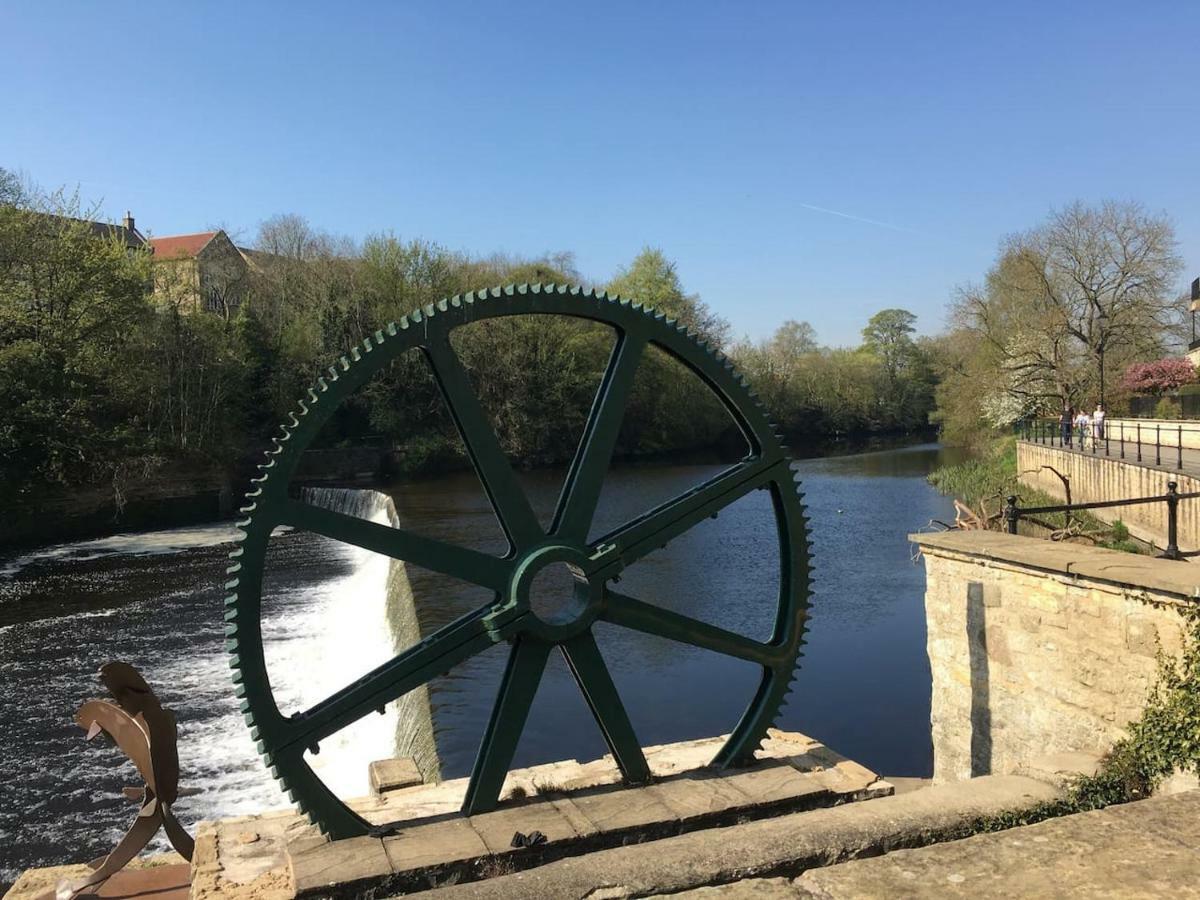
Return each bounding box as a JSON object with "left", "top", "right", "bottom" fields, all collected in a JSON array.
[
  {"left": 606, "top": 247, "right": 729, "bottom": 346},
  {"left": 933, "top": 201, "right": 1182, "bottom": 443},
  {"left": 0, "top": 179, "right": 946, "bottom": 513},
  {"left": 733, "top": 309, "right": 937, "bottom": 437},
  {"left": 0, "top": 198, "right": 157, "bottom": 502},
  {"left": 926, "top": 437, "right": 1018, "bottom": 508},
  {"left": 928, "top": 438, "right": 1142, "bottom": 550},
  {"left": 1154, "top": 396, "right": 1182, "bottom": 420}
]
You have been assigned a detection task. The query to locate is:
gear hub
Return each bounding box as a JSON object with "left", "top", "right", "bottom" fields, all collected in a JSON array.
[{"left": 225, "top": 284, "right": 812, "bottom": 839}]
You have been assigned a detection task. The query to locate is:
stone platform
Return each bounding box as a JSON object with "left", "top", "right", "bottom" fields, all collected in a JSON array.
[
  {"left": 672, "top": 788, "right": 1200, "bottom": 898},
  {"left": 192, "top": 729, "right": 890, "bottom": 898}
]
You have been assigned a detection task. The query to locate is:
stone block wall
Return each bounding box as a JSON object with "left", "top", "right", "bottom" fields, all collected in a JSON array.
[
  {"left": 912, "top": 531, "right": 1193, "bottom": 782},
  {"left": 1016, "top": 441, "right": 1200, "bottom": 551}
]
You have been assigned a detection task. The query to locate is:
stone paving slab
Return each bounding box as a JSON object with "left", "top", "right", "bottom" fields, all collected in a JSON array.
[
  {"left": 909, "top": 530, "right": 1200, "bottom": 599},
  {"left": 423, "top": 774, "right": 1059, "bottom": 899},
  {"left": 182, "top": 730, "right": 885, "bottom": 898},
  {"left": 677, "top": 790, "right": 1200, "bottom": 899},
  {"left": 289, "top": 837, "right": 391, "bottom": 898},
  {"left": 369, "top": 757, "right": 423, "bottom": 796}
]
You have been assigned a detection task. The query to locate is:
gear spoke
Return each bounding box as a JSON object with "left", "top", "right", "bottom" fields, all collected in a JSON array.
[
  {"left": 279, "top": 498, "right": 512, "bottom": 591},
  {"left": 462, "top": 637, "right": 550, "bottom": 815},
  {"left": 285, "top": 607, "right": 497, "bottom": 751},
  {"left": 230, "top": 285, "right": 811, "bottom": 841},
  {"left": 560, "top": 631, "right": 651, "bottom": 783},
  {"left": 552, "top": 331, "right": 648, "bottom": 543},
  {"left": 426, "top": 338, "right": 543, "bottom": 552},
  {"left": 590, "top": 456, "right": 788, "bottom": 573},
  {"left": 602, "top": 588, "right": 782, "bottom": 665}
]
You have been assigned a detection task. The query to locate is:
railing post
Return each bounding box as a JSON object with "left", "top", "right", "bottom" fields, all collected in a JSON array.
[
  {"left": 1120, "top": 421, "right": 1125, "bottom": 459},
  {"left": 1179, "top": 425, "right": 1184, "bottom": 471},
  {"left": 1105, "top": 422, "right": 1110, "bottom": 456},
  {"left": 1137, "top": 423, "right": 1142, "bottom": 462},
  {"left": 1003, "top": 495, "right": 1020, "bottom": 535},
  {"left": 1163, "top": 481, "right": 1181, "bottom": 561},
  {"left": 1156, "top": 424, "right": 1161, "bottom": 466}
]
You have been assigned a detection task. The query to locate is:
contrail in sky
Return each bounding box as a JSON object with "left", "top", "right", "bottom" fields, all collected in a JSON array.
[{"left": 798, "top": 202, "right": 917, "bottom": 234}]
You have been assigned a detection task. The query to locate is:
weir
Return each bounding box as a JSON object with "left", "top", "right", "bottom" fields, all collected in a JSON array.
[{"left": 299, "top": 487, "right": 441, "bottom": 788}]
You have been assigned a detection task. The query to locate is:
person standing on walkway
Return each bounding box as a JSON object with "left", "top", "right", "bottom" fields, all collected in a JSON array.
[
  {"left": 1075, "top": 408, "right": 1091, "bottom": 450},
  {"left": 1092, "top": 403, "right": 1105, "bottom": 444},
  {"left": 1060, "top": 404, "right": 1073, "bottom": 447}
]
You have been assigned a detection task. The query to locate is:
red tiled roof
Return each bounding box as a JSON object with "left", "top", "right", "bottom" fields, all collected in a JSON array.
[{"left": 149, "top": 232, "right": 218, "bottom": 259}]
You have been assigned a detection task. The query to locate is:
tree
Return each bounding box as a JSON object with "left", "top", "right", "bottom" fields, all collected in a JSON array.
[
  {"left": 769, "top": 320, "right": 818, "bottom": 358},
  {"left": 861, "top": 309, "right": 918, "bottom": 381},
  {"left": 944, "top": 200, "right": 1184, "bottom": 432},
  {"left": 607, "top": 248, "right": 729, "bottom": 347},
  {"left": 1119, "top": 358, "right": 1196, "bottom": 396},
  {"left": 0, "top": 166, "right": 26, "bottom": 206},
  {"left": 0, "top": 189, "right": 156, "bottom": 499}
]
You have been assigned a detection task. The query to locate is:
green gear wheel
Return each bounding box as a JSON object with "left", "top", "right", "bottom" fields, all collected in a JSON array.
[{"left": 225, "top": 284, "right": 811, "bottom": 839}]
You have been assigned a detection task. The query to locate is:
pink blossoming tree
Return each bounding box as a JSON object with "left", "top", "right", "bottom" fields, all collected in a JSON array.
[{"left": 1118, "top": 358, "right": 1197, "bottom": 396}]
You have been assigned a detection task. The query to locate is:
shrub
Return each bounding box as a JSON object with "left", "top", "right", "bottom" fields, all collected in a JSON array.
[{"left": 1154, "top": 397, "right": 1182, "bottom": 420}]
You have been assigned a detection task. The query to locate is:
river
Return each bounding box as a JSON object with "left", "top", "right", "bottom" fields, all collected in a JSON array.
[{"left": 0, "top": 442, "right": 963, "bottom": 884}]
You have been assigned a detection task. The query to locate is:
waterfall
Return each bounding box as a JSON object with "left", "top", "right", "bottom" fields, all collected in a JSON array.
[{"left": 298, "top": 487, "right": 441, "bottom": 794}]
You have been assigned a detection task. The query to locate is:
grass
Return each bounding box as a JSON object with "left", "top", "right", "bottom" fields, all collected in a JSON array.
[{"left": 927, "top": 436, "right": 1145, "bottom": 552}]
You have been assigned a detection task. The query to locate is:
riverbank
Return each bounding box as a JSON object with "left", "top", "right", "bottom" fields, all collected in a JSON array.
[
  {"left": 926, "top": 436, "right": 1144, "bottom": 552},
  {"left": 0, "top": 430, "right": 937, "bottom": 555}
]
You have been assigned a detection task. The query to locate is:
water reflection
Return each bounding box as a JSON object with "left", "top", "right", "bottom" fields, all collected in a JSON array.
[{"left": 386, "top": 442, "right": 961, "bottom": 781}]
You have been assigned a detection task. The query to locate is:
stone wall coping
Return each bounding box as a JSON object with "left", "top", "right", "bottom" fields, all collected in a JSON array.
[{"left": 909, "top": 530, "right": 1200, "bottom": 600}]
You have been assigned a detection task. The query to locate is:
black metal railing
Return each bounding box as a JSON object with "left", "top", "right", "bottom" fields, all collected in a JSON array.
[
  {"left": 1002, "top": 480, "right": 1197, "bottom": 560},
  {"left": 1019, "top": 418, "right": 1189, "bottom": 471}
]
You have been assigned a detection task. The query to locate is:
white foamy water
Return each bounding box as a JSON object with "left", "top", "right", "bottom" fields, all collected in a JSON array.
[
  {"left": 262, "top": 488, "right": 402, "bottom": 798},
  {"left": 0, "top": 522, "right": 241, "bottom": 577},
  {"left": 1, "top": 491, "right": 412, "bottom": 881}
]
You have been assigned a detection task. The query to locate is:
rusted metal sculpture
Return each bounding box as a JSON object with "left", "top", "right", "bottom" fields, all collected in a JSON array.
[
  {"left": 227, "top": 284, "right": 812, "bottom": 840},
  {"left": 58, "top": 663, "right": 193, "bottom": 899}
]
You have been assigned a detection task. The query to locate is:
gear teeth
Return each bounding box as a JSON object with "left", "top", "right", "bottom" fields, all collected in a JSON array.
[{"left": 228, "top": 280, "right": 810, "bottom": 839}]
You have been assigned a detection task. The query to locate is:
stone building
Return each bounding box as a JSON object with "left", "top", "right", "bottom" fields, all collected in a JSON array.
[{"left": 148, "top": 229, "right": 252, "bottom": 318}]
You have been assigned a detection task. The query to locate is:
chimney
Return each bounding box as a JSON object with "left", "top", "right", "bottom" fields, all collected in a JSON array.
[{"left": 123, "top": 210, "right": 135, "bottom": 233}]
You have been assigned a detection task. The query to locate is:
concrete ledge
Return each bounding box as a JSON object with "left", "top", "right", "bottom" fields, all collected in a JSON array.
[
  {"left": 421, "top": 775, "right": 1059, "bottom": 899},
  {"left": 187, "top": 731, "right": 884, "bottom": 899},
  {"left": 909, "top": 530, "right": 1200, "bottom": 600},
  {"left": 786, "top": 789, "right": 1200, "bottom": 898}
]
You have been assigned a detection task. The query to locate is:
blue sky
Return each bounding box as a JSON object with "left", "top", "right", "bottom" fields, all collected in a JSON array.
[{"left": 4, "top": 1, "right": 1198, "bottom": 345}]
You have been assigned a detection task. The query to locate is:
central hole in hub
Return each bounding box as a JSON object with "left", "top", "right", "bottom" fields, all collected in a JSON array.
[{"left": 528, "top": 562, "right": 589, "bottom": 625}]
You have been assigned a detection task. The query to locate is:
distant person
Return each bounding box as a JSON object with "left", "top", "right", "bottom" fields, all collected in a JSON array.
[
  {"left": 1075, "top": 408, "right": 1091, "bottom": 449},
  {"left": 1093, "top": 403, "right": 1105, "bottom": 443},
  {"left": 1060, "top": 405, "right": 1074, "bottom": 447}
]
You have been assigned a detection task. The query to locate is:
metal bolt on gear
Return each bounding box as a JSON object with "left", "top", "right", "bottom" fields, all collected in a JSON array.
[{"left": 225, "top": 284, "right": 812, "bottom": 840}]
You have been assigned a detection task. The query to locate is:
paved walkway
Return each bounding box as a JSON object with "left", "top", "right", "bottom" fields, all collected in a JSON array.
[{"left": 676, "top": 790, "right": 1200, "bottom": 898}]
